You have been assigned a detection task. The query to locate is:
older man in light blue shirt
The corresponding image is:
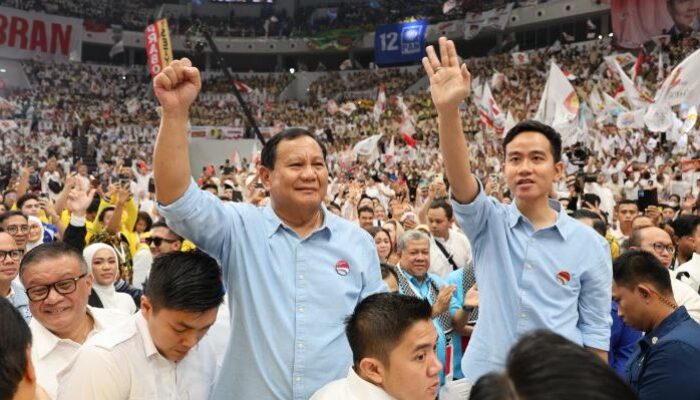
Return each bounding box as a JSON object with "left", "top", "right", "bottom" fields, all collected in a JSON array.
[{"left": 153, "top": 58, "right": 385, "bottom": 400}]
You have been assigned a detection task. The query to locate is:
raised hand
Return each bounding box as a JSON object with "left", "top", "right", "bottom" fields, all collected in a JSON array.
[
  {"left": 67, "top": 187, "right": 96, "bottom": 217},
  {"left": 422, "top": 37, "right": 471, "bottom": 113},
  {"left": 433, "top": 284, "right": 456, "bottom": 316},
  {"left": 153, "top": 58, "right": 202, "bottom": 115}
]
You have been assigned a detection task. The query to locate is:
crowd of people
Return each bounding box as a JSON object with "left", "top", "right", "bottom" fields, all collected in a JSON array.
[
  {"left": 0, "top": 1, "right": 700, "bottom": 398},
  {"left": 1, "top": 0, "right": 551, "bottom": 39}
]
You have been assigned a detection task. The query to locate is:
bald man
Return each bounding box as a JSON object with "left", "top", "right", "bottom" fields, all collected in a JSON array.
[
  {"left": 0, "top": 232, "right": 30, "bottom": 322},
  {"left": 628, "top": 226, "right": 700, "bottom": 323}
]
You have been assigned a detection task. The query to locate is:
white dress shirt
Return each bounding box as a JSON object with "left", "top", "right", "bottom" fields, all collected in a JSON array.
[
  {"left": 310, "top": 367, "right": 395, "bottom": 400},
  {"left": 429, "top": 229, "right": 472, "bottom": 278},
  {"left": 670, "top": 270, "right": 700, "bottom": 324},
  {"left": 31, "top": 306, "right": 127, "bottom": 399},
  {"left": 676, "top": 253, "right": 700, "bottom": 293},
  {"left": 56, "top": 311, "right": 221, "bottom": 400}
]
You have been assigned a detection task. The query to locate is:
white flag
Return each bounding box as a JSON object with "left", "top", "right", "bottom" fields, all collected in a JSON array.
[
  {"left": 373, "top": 85, "right": 386, "bottom": 121},
  {"left": 652, "top": 47, "right": 700, "bottom": 108},
  {"left": 683, "top": 106, "right": 698, "bottom": 133},
  {"left": 588, "top": 86, "right": 605, "bottom": 116},
  {"left": 535, "top": 61, "right": 579, "bottom": 126},
  {"left": 504, "top": 110, "right": 516, "bottom": 135},
  {"left": 339, "top": 102, "right": 357, "bottom": 116},
  {"left": 385, "top": 135, "right": 396, "bottom": 164},
  {"left": 512, "top": 52, "right": 529, "bottom": 65},
  {"left": 109, "top": 40, "right": 124, "bottom": 58},
  {"left": 609, "top": 58, "right": 650, "bottom": 109},
  {"left": 352, "top": 134, "right": 382, "bottom": 161},
  {"left": 616, "top": 109, "right": 646, "bottom": 129}
]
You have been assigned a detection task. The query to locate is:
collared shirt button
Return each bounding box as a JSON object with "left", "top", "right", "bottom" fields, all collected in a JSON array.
[
  {"left": 524, "top": 264, "right": 531, "bottom": 270},
  {"left": 295, "top": 377, "right": 301, "bottom": 382},
  {"left": 520, "top": 313, "right": 527, "bottom": 318},
  {"left": 299, "top": 274, "right": 304, "bottom": 280},
  {"left": 298, "top": 307, "right": 304, "bottom": 313},
  {"left": 298, "top": 342, "right": 304, "bottom": 349}
]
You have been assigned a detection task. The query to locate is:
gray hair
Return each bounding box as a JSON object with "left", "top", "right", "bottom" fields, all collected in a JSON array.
[
  {"left": 20, "top": 242, "right": 89, "bottom": 282},
  {"left": 396, "top": 230, "right": 431, "bottom": 253}
]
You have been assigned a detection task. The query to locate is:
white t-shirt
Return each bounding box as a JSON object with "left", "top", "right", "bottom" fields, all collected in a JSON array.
[{"left": 429, "top": 229, "right": 473, "bottom": 278}]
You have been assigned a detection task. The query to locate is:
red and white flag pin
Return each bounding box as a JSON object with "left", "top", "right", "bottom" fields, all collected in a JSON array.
[{"left": 335, "top": 260, "right": 350, "bottom": 276}]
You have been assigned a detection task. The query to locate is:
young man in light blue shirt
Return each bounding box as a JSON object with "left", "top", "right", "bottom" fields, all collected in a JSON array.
[
  {"left": 422, "top": 37, "right": 612, "bottom": 386},
  {"left": 152, "top": 58, "right": 385, "bottom": 400}
]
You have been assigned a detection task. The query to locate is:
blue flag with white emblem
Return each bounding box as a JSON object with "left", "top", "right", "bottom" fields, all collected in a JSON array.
[{"left": 374, "top": 20, "right": 428, "bottom": 65}]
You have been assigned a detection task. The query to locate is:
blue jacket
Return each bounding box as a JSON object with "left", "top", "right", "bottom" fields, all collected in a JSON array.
[
  {"left": 625, "top": 306, "right": 700, "bottom": 400},
  {"left": 609, "top": 301, "right": 642, "bottom": 376}
]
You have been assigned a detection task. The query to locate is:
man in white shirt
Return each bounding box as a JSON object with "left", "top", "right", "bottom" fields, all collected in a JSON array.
[
  {"left": 612, "top": 201, "right": 639, "bottom": 243},
  {"left": 311, "top": 293, "right": 442, "bottom": 400},
  {"left": 19, "top": 242, "right": 127, "bottom": 399},
  {"left": 676, "top": 216, "right": 700, "bottom": 292},
  {"left": 426, "top": 200, "right": 472, "bottom": 278},
  {"left": 57, "top": 250, "right": 224, "bottom": 400},
  {"left": 627, "top": 227, "right": 700, "bottom": 323}
]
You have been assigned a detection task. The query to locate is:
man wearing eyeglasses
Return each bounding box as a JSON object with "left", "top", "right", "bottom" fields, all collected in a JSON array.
[
  {"left": 0, "top": 211, "right": 30, "bottom": 250},
  {"left": 0, "top": 232, "right": 30, "bottom": 322},
  {"left": 147, "top": 221, "right": 183, "bottom": 257},
  {"left": 19, "top": 242, "right": 127, "bottom": 399},
  {"left": 627, "top": 226, "right": 700, "bottom": 323}
]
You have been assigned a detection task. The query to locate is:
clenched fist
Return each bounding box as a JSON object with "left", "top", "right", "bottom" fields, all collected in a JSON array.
[{"left": 153, "top": 58, "right": 202, "bottom": 114}]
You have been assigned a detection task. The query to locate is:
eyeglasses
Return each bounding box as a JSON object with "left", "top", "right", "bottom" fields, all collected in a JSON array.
[
  {"left": 2, "top": 224, "right": 29, "bottom": 235},
  {"left": 145, "top": 236, "right": 177, "bottom": 247},
  {"left": 25, "top": 273, "right": 88, "bottom": 302},
  {"left": 651, "top": 242, "right": 675, "bottom": 255},
  {"left": 0, "top": 249, "right": 23, "bottom": 262}
]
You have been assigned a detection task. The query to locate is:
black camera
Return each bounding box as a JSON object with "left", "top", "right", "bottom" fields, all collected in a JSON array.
[{"left": 567, "top": 145, "right": 589, "bottom": 167}]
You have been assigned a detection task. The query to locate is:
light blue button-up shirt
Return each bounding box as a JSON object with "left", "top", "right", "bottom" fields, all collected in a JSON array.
[
  {"left": 451, "top": 182, "right": 612, "bottom": 382},
  {"left": 158, "top": 181, "right": 385, "bottom": 400}
]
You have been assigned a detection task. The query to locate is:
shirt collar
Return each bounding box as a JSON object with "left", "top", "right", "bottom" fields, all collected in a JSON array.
[
  {"left": 640, "top": 306, "right": 691, "bottom": 351},
  {"left": 346, "top": 367, "right": 396, "bottom": 399},
  {"left": 263, "top": 203, "right": 335, "bottom": 239},
  {"left": 135, "top": 312, "right": 161, "bottom": 359},
  {"left": 397, "top": 265, "right": 431, "bottom": 289},
  {"left": 30, "top": 306, "right": 107, "bottom": 359},
  {"left": 507, "top": 198, "right": 571, "bottom": 240}
]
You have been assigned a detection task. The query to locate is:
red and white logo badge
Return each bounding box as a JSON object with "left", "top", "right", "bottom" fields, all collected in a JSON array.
[
  {"left": 556, "top": 270, "right": 571, "bottom": 285},
  {"left": 335, "top": 260, "right": 350, "bottom": 276}
]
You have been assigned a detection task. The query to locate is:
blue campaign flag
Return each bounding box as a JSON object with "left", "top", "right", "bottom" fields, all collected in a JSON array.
[{"left": 374, "top": 20, "right": 428, "bottom": 65}]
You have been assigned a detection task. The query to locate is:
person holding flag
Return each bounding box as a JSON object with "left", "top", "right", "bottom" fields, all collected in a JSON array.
[{"left": 422, "top": 37, "right": 612, "bottom": 395}]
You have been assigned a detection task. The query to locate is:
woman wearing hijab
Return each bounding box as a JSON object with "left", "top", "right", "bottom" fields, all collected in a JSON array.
[
  {"left": 83, "top": 243, "right": 137, "bottom": 314},
  {"left": 26, "top": 216, "right": 44, "bottom": 251}
]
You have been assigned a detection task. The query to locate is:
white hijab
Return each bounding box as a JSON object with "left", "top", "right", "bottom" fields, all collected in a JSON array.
[
  {"left": 83, "top": 243, "right": 123, "bottom": 310},
  {"left": 26, "top": 216, "right": 44, "bottom": 251}
]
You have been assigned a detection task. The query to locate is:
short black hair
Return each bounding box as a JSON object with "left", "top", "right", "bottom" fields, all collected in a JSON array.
[
  {"left": 572, "top": 209, "right": 607, "bottom": 236},
  {"left": 98, "top": 206, "right": 115, "bottom": 224},
  {"left": 0, "top": 297, "right": 32, "bottom": 400},
  {"left": 145, "top": 250, "right": 224, "bottom": 313},
  {"left": 136, "top": 211, "right": 153, "bottom": 232},
  {"left": 502, "top": 120, "right": 562, "bottom": 163},
  {"left": 671, "top": 214, "right": 700, "bottom": 238},
  {"left": 16, "top": 194, "right": 38, "bottom": 211},
  {"left": 20, "top": 241, "right": 88, "bottom": 278},
  {"left": 428, "top": 199, "right": 453, "bottom": 220},
  {"left": 0, "top": 211, "right": 27, "bottom": 226},
  {"left": 470, "top": 330, "right": 636, "bottom": 400},
  {"left": 201, "top": 183, "right": 218, "bottom": 192},
  {"left": 582, "top": 193, "right": 601, "bottom": 208},
  {"left": 618, "top": 200, "right": 639, "bottom": 209},
  {"left": 380, "top": 263, "right": 398, "bottom": 281},
  {"left": 613, "top": 250, "right": 673, "bottom": 296},
  {"left": 358, "top": 206, "right": 374, "bottom": 216},
  {"left": 151, "top": 220, "right": 183, "bottom": 241},
  {"left": 345, "top": 293, "right": 432, "bottom": 367},
  {"left": 260, "top": 128, "right": 328, "bottom": 170}
]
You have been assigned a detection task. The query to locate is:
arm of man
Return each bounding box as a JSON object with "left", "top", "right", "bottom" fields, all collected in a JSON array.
[
  {"left": 153, "top": 58, "right": 201, "bottom": 205},
  {"left": 422, "top": 37, "right": 478, "bottom": 205},
  {"left": 578, "top": 239, "right": 613, "bottom": 363}
]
